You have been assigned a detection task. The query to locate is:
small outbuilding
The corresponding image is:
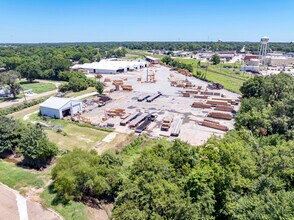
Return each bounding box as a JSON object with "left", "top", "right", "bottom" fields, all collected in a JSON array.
[{"left": 40, "top": 97, "right": 83, "bottom": 119}]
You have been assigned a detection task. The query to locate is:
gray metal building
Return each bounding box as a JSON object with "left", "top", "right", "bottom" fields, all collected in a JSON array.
[{"left": 40, "top": 97, "right": 83, "bottom": 119}]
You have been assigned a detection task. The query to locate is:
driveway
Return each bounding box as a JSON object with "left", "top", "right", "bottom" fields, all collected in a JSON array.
[{"left": 0, "top": 183, "right": 62, "bottom": 220}]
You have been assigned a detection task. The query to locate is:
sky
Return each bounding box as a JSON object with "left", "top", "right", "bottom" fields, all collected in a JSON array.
[{"left": 0, "top": 0, "right": 293, "bottom": 43}]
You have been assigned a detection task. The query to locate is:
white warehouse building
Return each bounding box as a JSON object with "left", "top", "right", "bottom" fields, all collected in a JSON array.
[
  {"left": 40, "top": 97, "right": 83, "bottom": 119},
  {"left": 71, "top": 59, "right": 148, "bottom": 74}
]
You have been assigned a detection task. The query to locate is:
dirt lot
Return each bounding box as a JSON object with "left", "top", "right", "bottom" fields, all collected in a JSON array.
[{"left": 82, "top": 65, "right": 239, "bottom": 146}]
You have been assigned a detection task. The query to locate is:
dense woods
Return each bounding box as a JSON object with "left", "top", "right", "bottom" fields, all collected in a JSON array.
[
  {"left": 50, "top": 73, "right": 294, "bottom": 219},
  {"left": 0, "top": 45, "right": 127, "bottom": 82}
]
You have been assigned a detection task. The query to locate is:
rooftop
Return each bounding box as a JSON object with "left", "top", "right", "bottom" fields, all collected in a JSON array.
[{"left": 40, "top": 97, "right": 80, "bottom": 109}]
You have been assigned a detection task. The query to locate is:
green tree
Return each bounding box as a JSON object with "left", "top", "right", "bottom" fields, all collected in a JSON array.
[
  {"left": 0, "top": 71, "right": 21, "bottom": 98},
  {"left": 0, "top": 117, "right": 24, "bottom": 154},
  {"left": 17, "top": 62, "right": 41, "bottom": 82},
  {"left": 211, "top": 54, "right": 220, "bottom": 65},
  {"left": 52, "top": 149, "right": 121, "bottom": 201},
  {"left": 95, "top": 82, "right": 104, "bottom": 95},
  {"left": 19, "top": 124, "right": 58, "bottom": 168},
  {"left": 68, "top": 77, "right": 88, "bottom": 92}
]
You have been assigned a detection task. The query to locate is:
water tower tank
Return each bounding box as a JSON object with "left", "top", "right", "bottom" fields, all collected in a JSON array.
[{"left": 260, "top": 36, "right": 269, "bottom": 44}]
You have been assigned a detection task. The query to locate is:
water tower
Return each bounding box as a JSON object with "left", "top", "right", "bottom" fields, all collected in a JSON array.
[{"left": 259, "top": 36, "right": 269, "bottom": 64}]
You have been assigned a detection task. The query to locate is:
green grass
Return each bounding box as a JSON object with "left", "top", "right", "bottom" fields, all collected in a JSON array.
[
  {"left": 174, "top": 58, "right": 251, "bottom": 94},
  {"left": 65, "top": 87, "right": 96, "bottom": 98},
  {"left": 20, "top": 81, "right": 56, "bottom": 94},
  {"left": 41, "top": 185, "right": 89, "bottom": 220},
  {"left": 0, "top": 160, "right": 43, "bottom": 191},
  {"left": 29, "top": 113, "right": 109, "bottom": 151},
  {"left": 204, "top": 71, "right": 244, "bottom": 93}
]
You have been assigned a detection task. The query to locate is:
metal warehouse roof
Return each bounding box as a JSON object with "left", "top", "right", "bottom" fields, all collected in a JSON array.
[
  {"left": 71, "top": 59, "right": 148, "bottom": 71},
  {"left": 40, "top": 97, "right": 81, "bottom": 110}
]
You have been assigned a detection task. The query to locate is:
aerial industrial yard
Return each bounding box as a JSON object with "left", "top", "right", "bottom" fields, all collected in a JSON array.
[
  {"left": 67, "top": 64, "right": 240, "bottom": 146},
  {"left": 1, "top": 0, "right": 294, "bottom": 218}
]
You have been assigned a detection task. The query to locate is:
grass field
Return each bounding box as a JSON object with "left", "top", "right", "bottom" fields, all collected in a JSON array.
[
  {"left": 29, "top": 113, "right": 109, "bottom": 151},
  {"left": 20, "top": 81, "right": 56, "bottom": 94},
  {"left": 0, "top": 160, "right": 43, "bottom": 192},
  {"left": 41, "top": 186, "right": 89, "bottom": 220},
  {"left": 174, "top": 58, "right": 250, "bottom": 93},
  {"left": 65, "top": 87, "right": 96, "bottom": 98}
]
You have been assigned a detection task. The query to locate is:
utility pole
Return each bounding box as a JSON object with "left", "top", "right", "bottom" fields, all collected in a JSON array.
[{"left": 146, "top": 64, "right": 149, "bottom": 82}]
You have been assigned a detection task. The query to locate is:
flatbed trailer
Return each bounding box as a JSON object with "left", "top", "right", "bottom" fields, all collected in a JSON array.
[
  {"left": 135, "top": 119, "right": 152, "bottom": 133},
  {"left": 137, "top": 94, "right": 150, "bottom": 102},
  {"left": 171, "top": 119, "right": 183, "bottom": 137},
  {"left": 129, "top": 113, "right": 148, "bottom": 127},
  {"left": 146, "top": 92, "right": 162, "bottom": 102},
  {"left": 120, "top": 112, "right": 140, "bottom": 126}
]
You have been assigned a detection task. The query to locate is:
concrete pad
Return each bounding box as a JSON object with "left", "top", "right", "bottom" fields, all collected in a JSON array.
[
  {"left": 0, "top": 184, "right": 19, "bottom": 220},
  {"left": 102, "top": 132, "right": 118, "bottom": 143}
]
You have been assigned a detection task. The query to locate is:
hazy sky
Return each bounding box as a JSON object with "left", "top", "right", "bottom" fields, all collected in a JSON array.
[{"left": 0, "top": 0, "right": 293, "bottom": 43}]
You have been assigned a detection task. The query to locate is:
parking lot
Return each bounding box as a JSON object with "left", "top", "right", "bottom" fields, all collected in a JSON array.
[{"left": 82, "top": 65, "right": 240, "bottom": 146}]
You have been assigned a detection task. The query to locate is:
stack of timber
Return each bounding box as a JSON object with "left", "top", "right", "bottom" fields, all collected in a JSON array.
[
  {"left": 182, "top": 92, "right": 190, "bottom": 97},
  {"left": 200, "top": 91, "right": 214, "bottom": 95},
  {"left": 185, "top": 89, "right": 199, "bottom": 94},
  {"left": 194, "top": 95, "right": 209, "bottom": 99},
  {"left": 191, "top": 102, "right": 211, "bottom": 109},
  {"left": 171, "top": 118, "right": 183, "bottom": 136},
  {"left": 211, "top": 97, "right": 236, "bottom": 104},
  {"left": 121, "top": 85, "right": 133, "bottom": 91},
  {"left": 207, "top": 99, "right": 230, "bottom": 106},
  {"left": 161, "top": 115, "right": 173, "bottom": 131},
  {"left": 215, "top": 105, "right": 233, "bottom": 112},
  {"left": 208, "top": 112, "right": 232, "bottom": 120},
  {"left": 106, "top": 108, "right": 126, "bottom": 117},
  {"left": 104, "top": 77, "right": 111, "bottom": 82},
  {"left": 200, "top": 120, "right": 228, "bottom": 131},
  {"left": 112, "top": 79, "right": 124, "bottom": 86}
]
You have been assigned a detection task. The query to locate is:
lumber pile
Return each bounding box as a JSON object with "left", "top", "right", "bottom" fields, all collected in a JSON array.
[
  {"left": 215, "top": 105, "right": 233, "bottom": 112},
  {"left": 121, "top": 85, "right": 133, "bottom": 91},
  {"left": 194, "top": 95, "right": 209, "bottom": 99},
  {"left": 106, "top": 108, "right": 126, "bottom": 117},
  {"left": 185, "top": 89, "right": 199, "bottom": 94},
  {"left": 211, "top": 97, "right": 235, "bottom": 104},
  {"left": 178, "top": 69, "right": 192, "bottom": 77},
  {"left": 207, "top": 100, "right": 230, "bottom": 106},
  {"left": 191, "top": 102, "right": 211, "bottom": 109},
  {"left": 213, "top": 92, "right": 221, "bottom": 96},
  {"left": 208, "top": 112, "right": 232, "bottom": 120},
  {"left": 112, "top": 79, "right": 124, "bottom": 85},
  {"left": 104, "top": 77, "right": 111, "bottom": 82},
  {"left": 182, "top": 92, "right": 190, "bottom": 97},
  {"left": 200, "top": 120, "right": 228, "bottom": 131},
  {"left": 200, "top": 91, "right": 214, "bottom": 95}
]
